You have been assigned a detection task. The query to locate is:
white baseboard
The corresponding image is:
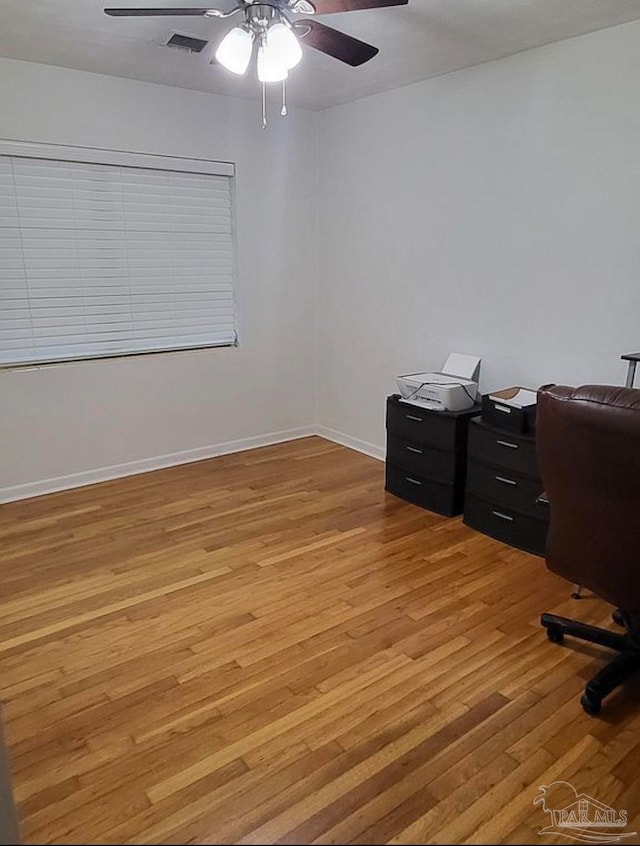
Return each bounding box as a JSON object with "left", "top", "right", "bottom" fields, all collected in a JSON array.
[
  {"left": 1, "top": 423, "right": 385, "bottom": 504},
  {"left": 0, "top": 425, "right": 316, "bottom": 504},
  {"left": 315, "top": 426, "right": 385, "bottom": 462}
]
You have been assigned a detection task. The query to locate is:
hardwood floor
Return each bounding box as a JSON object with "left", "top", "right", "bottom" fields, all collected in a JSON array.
[{"left": 1, "top": 436, "right": 639, "bottom": 844}]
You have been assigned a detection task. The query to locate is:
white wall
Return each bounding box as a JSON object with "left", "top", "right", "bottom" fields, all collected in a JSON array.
[
  {"left": 4, "top": 19, "right": 640, "bottom": 497},
  {"left": 317, "top": 20, "right": 640, "bottom": 454},
  {"left": 0, "top": 58, "right": 318, "bottom": 498}
]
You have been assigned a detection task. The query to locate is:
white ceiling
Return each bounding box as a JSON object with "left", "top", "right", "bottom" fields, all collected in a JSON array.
[{"left": 0, "top": 0, "right": 639, "bottom": 110}]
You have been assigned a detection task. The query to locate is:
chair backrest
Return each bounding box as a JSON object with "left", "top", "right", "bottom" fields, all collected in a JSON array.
[{"left": 537, "top": 385, "right": 640, "bottom": 611}]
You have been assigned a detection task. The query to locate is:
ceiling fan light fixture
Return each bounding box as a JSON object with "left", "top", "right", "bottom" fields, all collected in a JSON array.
[
  {"left": 291, "top": 0, "right": 316, "bottom": 14},
  {"left": 104, "top": 2, "right": 391, "bottom": 125},
  {"left": 257, "top": 39, "right": 289, "bottom": 82},
  {"left": 267, "top": 22, "right": 303, "bottom": 70},
  {"left": 215, "top": 26, "right": 253, "bottom": 75}
]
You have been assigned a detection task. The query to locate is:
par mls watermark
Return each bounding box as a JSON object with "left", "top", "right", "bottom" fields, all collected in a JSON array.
[{"left": 534, "top": 781, "right": 635, "bottom": 843}]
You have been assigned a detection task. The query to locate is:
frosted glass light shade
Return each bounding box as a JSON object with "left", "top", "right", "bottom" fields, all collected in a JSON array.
[
  {"left": 267, "top": 23, "right": 302, "bottom": 70},
  {"left": 257, "top": 41, "right": 288, "bottom": 82},
  {"left": 215, "top": 27, "right": 253, "bottom": 75}
]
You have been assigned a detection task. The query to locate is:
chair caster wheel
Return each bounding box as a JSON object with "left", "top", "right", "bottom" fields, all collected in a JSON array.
[
  {"left": 547, "top": 626, "right": 564, "bottom": 644},
  {"left": 581, "top": 692, "right": 602, "bottom": 715}
]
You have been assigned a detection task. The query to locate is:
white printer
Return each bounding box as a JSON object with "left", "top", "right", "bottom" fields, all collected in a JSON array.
[{"left": 397, "top": 353, "right": 481, "bottom": 412}]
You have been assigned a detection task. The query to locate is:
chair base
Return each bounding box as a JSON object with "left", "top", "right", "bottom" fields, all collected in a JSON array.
[{"left": 541, "top": 612, "right": 640, "bottom": 715}]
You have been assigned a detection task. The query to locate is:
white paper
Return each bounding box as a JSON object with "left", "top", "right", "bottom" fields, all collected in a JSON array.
[
  {"left": 442, "top": 353, "right": 481, "bottom": 380},
  {"left": 489, "top": 388, "right": 538, "bottom": 408}
]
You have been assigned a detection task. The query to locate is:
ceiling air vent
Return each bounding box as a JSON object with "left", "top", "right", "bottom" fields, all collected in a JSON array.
[{"left": 165, "top": 33, "right": 209, "bottom": 53}]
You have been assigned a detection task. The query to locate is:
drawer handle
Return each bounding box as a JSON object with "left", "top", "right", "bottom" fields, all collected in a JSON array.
[
  {"left": 405, "top": 414, "right": 423, "bottom": 422},
  {"left": 406, "top": 446, "right": 423, "bottom": 454},
  {"left": 496, "top": 439, "right": 519, "bottom": 449},
  {"left": 495, "top": 475, "right": 517, "bottom": 486},
  {"left": 405, "top": 476, "right": 423, "bottom": 486},
  {"left": 492, "top": 510, "right": 514, "bottom": 522}
]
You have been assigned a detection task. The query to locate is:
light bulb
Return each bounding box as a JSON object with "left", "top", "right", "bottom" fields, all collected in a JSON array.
[
  {"left": 267, "top": 23, "right": 302, "bottom": 70},
  {"left": 257, "top": 40, "right": 288, "bottom": 83},
  {"left": 215, "top": 27, "right": 253, "bottom": 75}
]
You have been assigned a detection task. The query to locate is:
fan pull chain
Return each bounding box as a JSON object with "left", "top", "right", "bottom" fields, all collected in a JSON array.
[
  {"left": 281, "top": 79, "right": 287, "bottom": 117},
  {"left": 261, "top": 81, "right": 267, "bottom": 130}
]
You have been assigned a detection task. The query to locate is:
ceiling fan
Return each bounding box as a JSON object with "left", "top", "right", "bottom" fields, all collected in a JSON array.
[{"left": 105, "top": 1, "right": 408, "bottom": 125}]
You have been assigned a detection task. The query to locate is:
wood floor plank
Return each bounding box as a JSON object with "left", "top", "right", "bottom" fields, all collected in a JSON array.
[{"left": 1, "top": 436, "right": 639, "bottom": 844}]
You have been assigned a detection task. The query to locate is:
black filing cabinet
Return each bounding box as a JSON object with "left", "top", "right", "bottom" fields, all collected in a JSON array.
[
  {"left": 463, "top": 418, "right": 549, "bottom": 555},
  {"left": 385, "top": 395, "right": 480, "bottom": 516}
]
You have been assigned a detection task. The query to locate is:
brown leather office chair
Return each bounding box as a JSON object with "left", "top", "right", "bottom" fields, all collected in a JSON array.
[{"left": 537, "top": 384, "right": 640, "bottom": 715}]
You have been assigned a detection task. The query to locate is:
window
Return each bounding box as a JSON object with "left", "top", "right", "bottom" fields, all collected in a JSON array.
[{"left": 0, "top": 140, "right": 237, "bottom": 367}]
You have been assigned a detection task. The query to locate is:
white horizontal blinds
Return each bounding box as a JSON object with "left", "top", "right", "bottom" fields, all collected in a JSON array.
[{"left": 0, "top": 152, "right": 236, "bottom": 366}]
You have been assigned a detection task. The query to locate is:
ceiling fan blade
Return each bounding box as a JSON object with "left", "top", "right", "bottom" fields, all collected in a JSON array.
[
  {"left": 104, "top": 8, "right": 215, "bottom": 16},
  {"left": 298, "top": 20, "right": 378, "bottom": 65},
  {"left": 312, "top": 0, "right": 407, "bottom": 14}
]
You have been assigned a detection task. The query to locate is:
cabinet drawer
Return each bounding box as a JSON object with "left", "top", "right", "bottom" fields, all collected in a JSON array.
[
  {"left": 468, "top": 420, "right": 539, "bottom": 479},
  {"left": 466, "top": 459, "right": 546, "bottom": 520},
  {"left": 386, "top": 433, "right": 456, "bottom": 483},
  {"left": 386, "top": 399, "right": 457, "bottom": 451},
  {"left": 385, "top": 464, "right": 460, "bottom": 517},
  {"left": 463, "top": 493, "right": 547, "bottom": 557},
  {"left": 482, "top": 394, "right": 536, "bottom": 434}
]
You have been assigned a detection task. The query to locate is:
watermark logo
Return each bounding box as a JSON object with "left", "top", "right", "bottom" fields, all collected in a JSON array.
[{"left": 534, "top": 781, "right": 636, "bottom": 843}]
